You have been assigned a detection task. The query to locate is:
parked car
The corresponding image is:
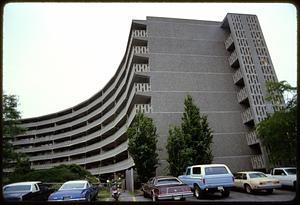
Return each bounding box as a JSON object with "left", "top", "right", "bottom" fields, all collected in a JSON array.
[
  {"left": 234, "top": 171, "right": 281, "bottom": 194},
  {"left": 3, "top": 181, "right": 54, "bottom": 201},
  {"left": 142, "top": 176, "right": 193, "bottom": 201},
  {"left": 178, "top": 164, "right": 234, "bottom": 198},
  {"left": 267, "top": 167, "right": 296, "bottom": 189},
  {"left": 48, "top": 180, "right": 99, "bottom": 201}
]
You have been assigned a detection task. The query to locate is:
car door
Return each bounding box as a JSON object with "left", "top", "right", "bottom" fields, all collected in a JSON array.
[
  {"left": 234, "top": 173, "right": 243, "bottom": 189},
  {"left": 274, "top": 169, "right": 288, "bottom": 186}
]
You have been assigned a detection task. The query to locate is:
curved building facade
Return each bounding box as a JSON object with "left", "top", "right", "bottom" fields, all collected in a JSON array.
[{"left": 12, "top": 14, "right": 280, "bottom": 180}]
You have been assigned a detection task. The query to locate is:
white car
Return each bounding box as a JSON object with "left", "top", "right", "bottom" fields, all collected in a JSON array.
[
  {"left": 267, "top": 167, "right": 296, "bottom": 189},
  {"left": 234, "top": 171, "right": 281, "bottom": 194}
]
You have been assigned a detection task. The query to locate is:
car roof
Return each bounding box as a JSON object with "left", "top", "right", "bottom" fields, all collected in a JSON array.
[
  {"left": 155, "top": 176, "right": 178, "bottom": 180},
  {"left": 4, "top": 181, "right": 41, "bottom": 186},
  {"left": 189, "top": 164, "right": 228, "bottom": 168},
  {"left": 236, "top": 171, "right": 265, "bottom": 174},
  {"left": 63, "top": 180, "right": 88, "bottom": 184}
]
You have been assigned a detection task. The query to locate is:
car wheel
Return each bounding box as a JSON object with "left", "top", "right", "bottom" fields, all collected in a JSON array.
[
  {"left": 244, "top": 184, "right": 252, "bottom": 194},
  {"left": 194, "top": 185, "right": 202, "bottom": 199},
  {"left": 151, "top": 191, "right": 157, "bottom": 202},
  {"left": 221, "top": 188, "right": 230, "bottom": 197},
  {"left": 266, "top": 189, "right": 273, "bottom": 194}
]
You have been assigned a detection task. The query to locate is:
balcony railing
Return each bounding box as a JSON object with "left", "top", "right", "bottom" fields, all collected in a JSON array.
[
  {"left": 135, "top": 104, "right": 152, "bottom": 113},
  {"left": 245, "top": 130, "right": 259, "bottom": 146},
  {"left": 251, "top": 154, "right": 265, "bottom": 169},
  {"left": 241, "top": 108, "right": 254, "bottom": 124},
  {"left": 224, "top": 34, "right": 234, "bottom": 51},
  {"left": 237, "top": 87, "right": 248, "bottom": 103},
  {"left": 132, "top": 30, "right": 148, "bottom": 38},
  {"left": 133, "top": 64, "right": 150, "bottom": 73},
  {"left": 232, "top": 69, "right": 243, "bottom": 85},
  {"left": 133, "top": 46, "right": 149, "bottom": 54},
  {"left": 228, "top": 50, "right": 239, "bottom": 68},
  {"left": 134, "top": 83, "right": 151, "bottom": 92}
]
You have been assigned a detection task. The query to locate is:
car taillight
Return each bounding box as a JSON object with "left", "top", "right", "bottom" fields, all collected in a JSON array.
[{"left": 184, "top": 186, "right": 191, "bottom": 192}]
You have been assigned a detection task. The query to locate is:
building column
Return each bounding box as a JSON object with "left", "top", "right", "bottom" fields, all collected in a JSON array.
[{"left": 125, "top": 168, "right": 134, "bottom": 192}]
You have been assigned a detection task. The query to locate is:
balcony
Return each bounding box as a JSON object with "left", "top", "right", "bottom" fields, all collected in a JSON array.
[
  {"left": 251, "top": 154, "right": 265, "bottom": 169},
  {"left": 241, "top": 108, "right": 254, "bottom": 124},
  {"left": 134, "top": 83, "right": 151, "bottom": 92},
  {"left": 237, "top": 87, "right": 248, "bottom": 103},
  {"left": 135, "top": 104, "right": 152, "bottom": 113},
  {"left": 88, "top": 157, "right": 134, "bottom": 175},
  {"left": 133, "top": 64, "right": 150, "bottom": 73},
  {"left": 245, "top": 130, "right": 259, "bottom": 146},
  {"left": 133, "top": 46, "right": 149, "bottom": 54},
  {"left": 224, "top": 34, "right": 234, "bottom": 51},
  {"left": 228, "top": 50, "right": 239, "bottom": 68},
  {"left": 132, "top": 30, "right": 148, "bottom": 38},
  {"left": 232, "top": 69, "right": 243, "bottom": 85}
]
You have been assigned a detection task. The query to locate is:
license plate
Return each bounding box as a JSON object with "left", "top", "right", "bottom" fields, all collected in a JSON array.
[
  {"left": 217, "top": 186, "right": 223, "bottom": 190},
  {"left": 63, "top": 196, "right": 71, "bottom": 200},
  {"left": 174, "top": 196, "right": 181, "bottom": 200}
]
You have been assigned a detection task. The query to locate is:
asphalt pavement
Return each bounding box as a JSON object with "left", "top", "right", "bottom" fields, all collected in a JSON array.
[{"left": 98, "top": 189, "right": 296, "bottom": 202}]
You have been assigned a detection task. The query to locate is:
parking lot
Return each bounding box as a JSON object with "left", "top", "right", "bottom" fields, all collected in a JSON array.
[{"left": 99, "top": 189, "right": 296, "bottom": 202}]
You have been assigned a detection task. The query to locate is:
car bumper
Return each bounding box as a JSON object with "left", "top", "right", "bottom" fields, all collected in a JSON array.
[
  {"left": 48, "top": 197, "right": 87, "bottom": 201},
  {"left": 158, "top": 192, "right": 194, "bottom": 200},
  {"left": 253, "top": 184, "right": 282, "bottom": 190}
]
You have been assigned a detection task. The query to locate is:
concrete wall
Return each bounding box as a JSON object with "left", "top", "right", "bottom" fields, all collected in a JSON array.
[{"left": 147, "top": 17, "right": 253, "bottom": 175}]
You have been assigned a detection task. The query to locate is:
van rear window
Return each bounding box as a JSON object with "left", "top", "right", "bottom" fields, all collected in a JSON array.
[{"left": 205, "top": 166, "right": 228, "bottom": 175}]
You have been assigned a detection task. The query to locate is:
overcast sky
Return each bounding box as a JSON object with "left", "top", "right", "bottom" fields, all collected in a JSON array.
[{"left": 3, "top": 3, "right": 297, "bottom": 119}]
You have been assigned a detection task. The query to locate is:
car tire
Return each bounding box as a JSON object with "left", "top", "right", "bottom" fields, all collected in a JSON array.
[
  {"left": 245, "top": 184, "right": 252, "bottom": 194},
  {"left": 194, "top": 185, "right": 202, "bottom": 199},
  {"left": 266, "top": 189, "right": 273, "bottom": 194},
  {"left": 151, "top": 191, "right": 157, "bottom": 202},
  {"left": 221, "top": 188, "right": 230, "bottom": 197}
]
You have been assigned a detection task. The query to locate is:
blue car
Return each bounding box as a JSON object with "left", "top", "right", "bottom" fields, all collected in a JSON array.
[{"left": 48, "top": 180, "right": 98, "bottom": 201}]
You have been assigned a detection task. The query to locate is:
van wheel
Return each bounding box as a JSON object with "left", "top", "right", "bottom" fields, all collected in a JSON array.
[
  {"left": 245, "top": 184, "right": 252, "bottom": 194},
  {"left": 194, "top": 185, "right": 202, "bottom": 199}
]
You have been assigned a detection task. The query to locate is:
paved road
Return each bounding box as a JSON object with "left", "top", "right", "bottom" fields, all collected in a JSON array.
[{"left": 98, "top": 189, "right": 296, "bottom": 202}]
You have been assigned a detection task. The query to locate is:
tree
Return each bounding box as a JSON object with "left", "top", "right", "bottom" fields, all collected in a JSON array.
[
  {"left": 2, "top": 94, "right": 28, "bottom": 169},
  {"left": 127, "top": 112, "right": 159, "bottom": 183},
  {"left": 167, "top": 95, "right": 213, "bottom": 175},
  {"left": 181, "top": 95, "right": 213, "bottom": 165},
  {"left": 256, "top": 81, "right": 297, "bottom": 166},
  {"left": 166, "top": 126, "right": 193, "bottom": 176}
]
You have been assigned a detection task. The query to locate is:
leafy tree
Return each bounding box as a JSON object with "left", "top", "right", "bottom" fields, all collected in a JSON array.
[
  {"left": 127, "top": 112, "right": 159, "bottom": 183},
  {"left": 166, "top": 126, "right": 193, "bottom": 176},
  {"left": 167, "top": 95, "right": 213, "bottom": 175},
  {"left": 2, "top": 94, "right": 27, "bottom": 168},
  {"left": 256, "top": 81, "right": 297, "bottom": 166},
  {"left": 181, "top": 95, "right": 213, "bottom": 165}
]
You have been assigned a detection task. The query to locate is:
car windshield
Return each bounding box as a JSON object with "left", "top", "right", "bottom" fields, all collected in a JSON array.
[
  {"left": 60, "top": 183, "right": 86, "bottom": 190},
  {"left": 285, "top": 168, "right": 296, "bottom": 175},
  {"left": 4, "top": 185, "right": 31, "bottom": 192},
  {"left": 156, "top": 178, "right": 181, "bottom": 185},
  {"left": 249, "top": 172, "right": 267, "bottom": 178}
]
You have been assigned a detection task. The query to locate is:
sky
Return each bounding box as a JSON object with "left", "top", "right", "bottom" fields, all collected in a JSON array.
[{"left": 3, "top": 3, "right": 297, "bottom": 119}]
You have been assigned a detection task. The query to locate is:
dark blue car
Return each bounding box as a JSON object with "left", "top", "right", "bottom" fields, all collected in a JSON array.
[{"left": 48, "top": 180, "right": 98, "bottom": 201}]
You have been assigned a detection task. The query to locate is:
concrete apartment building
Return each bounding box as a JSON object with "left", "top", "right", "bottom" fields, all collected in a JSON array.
[{"left": 11, "top": 13, "right": 279, "bottom": 186}]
